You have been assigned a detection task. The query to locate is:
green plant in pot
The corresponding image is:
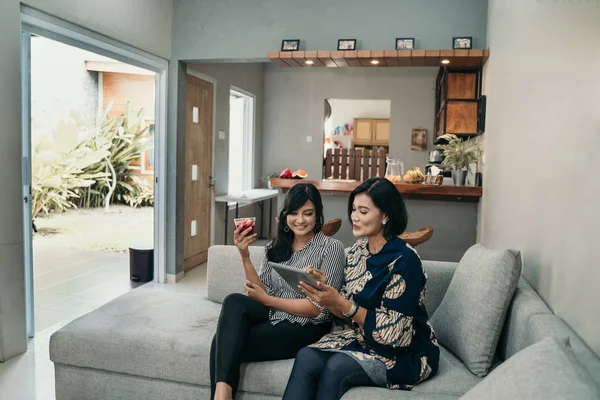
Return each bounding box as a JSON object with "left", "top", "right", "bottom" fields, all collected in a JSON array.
[
  {"left": 437, "top": 134, "right": 481, "bottom": 185},
  {"left": 262, "top": 172, "right": 278, "bottom": 188}
]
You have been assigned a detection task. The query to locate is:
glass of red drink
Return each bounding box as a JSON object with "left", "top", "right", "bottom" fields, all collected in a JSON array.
[{"left": 234, "top": 217, "right": 256, "bottom": 236}]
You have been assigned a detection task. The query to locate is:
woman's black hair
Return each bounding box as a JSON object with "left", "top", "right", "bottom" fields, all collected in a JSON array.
[
  {"left": 266, "top": 183, "right": 324, "bottom": 263},
  {"left": 348, "top": 177, "right": 408, "bottom": 240}
]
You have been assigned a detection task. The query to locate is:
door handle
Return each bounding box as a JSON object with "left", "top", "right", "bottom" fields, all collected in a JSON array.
[{"left": 209, "top": 176, "right": 216, "bottom": 188}]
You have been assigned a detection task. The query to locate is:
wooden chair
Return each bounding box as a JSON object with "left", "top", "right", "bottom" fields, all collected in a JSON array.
[
  {"left": 399, "top": 226, "right": 433, "bottom": 247},
  {"left": 321, "top": 218, "right": 342, "bottom": 237}
]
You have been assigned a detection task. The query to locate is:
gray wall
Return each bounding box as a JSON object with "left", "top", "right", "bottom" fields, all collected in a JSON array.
[
  {"left": 173, "top": 0, "right": 488, "bottom": 61},
  {"left": 187, "top": 63, "right": 265, "bottom": 248},
  {"left": 263, "top": 65, "right": 477, "bottom": 261},
  {"left": 481, "top": 0, "right": 600, "bottom": 355},
  {"left": 263, "top": 65, "right": 438, "bottom": 180},
  {"left": 0, "top": 0, "right": 172, "bottom": 362}
]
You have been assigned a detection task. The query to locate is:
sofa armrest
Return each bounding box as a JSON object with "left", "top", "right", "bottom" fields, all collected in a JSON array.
[
  {"left": 207, "top": 245, "right": 266, "bottom": 304},
  {"left": 422, "top": 260, "right": 458, "bottom": 315}
]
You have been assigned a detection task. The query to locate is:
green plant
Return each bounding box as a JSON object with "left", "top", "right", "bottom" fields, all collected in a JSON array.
[
  {"left": 73, "top": 102, "right": 150, "bottom": 210},
  {"left": 31, "top": 118, "right": 110, "bottom": 218},
  {"left": 117, "top": 176, "right": 154, "bottom": 208},
  {"left": 438, "top": 134, "right": 482, "bottom": 170}
]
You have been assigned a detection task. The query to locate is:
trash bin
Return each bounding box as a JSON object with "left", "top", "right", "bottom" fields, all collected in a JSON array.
[{"left": 129, "top": 245, "right": 154, "bottom": 282}]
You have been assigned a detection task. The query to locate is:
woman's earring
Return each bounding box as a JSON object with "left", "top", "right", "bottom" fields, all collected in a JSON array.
[
  {"left": 382, "top": 220, "right": 387, "bottom": 225},
  {"left": 284, "top": 226, "right": 290, "bottom": 232}
]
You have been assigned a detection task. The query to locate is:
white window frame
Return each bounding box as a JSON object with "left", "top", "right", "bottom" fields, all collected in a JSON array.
[{"left": 228, "top": 86, "right": 255, "bottom": 196}]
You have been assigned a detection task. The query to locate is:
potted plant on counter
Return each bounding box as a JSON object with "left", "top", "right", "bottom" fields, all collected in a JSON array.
[
  {"left": 437, "top": 134, "right": 481, "bottom": 185},
  {"left": 262, "top": 172, "right": 279, "bottom": 188}
]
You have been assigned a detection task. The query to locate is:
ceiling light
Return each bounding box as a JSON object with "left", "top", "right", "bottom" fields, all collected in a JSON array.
[
  {"left": 305, "top": 60, "right": 314, "bottom": 65},
  {"left": 441, "top": 59, "right": 450, "bottom": 64},
  {"left": 370, "top": 60, "right": 380, "bottom": 65}
]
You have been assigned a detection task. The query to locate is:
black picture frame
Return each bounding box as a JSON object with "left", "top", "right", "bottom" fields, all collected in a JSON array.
[
  {"left": 281, "top": 39, "right": 300, "bottom": 52},
  {"left": 395, "top": 38, "right": 415, "bottom": 50},
  {"left": 337, "top": 39, "right": 356, "bottom": 51},
  {"left": 452, "top": 36, "right": 472, "bottom": 49}
]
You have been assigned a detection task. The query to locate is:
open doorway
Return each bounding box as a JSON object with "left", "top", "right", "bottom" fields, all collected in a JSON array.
[
  {"left": 21, "top": 7, "right": 168, "bottom": 338},
  {"left": 27, "top": 35, "right": 155, "bottom": 334},
  {"left": 228, "top": 88, "right": 255, "bottom": 195}
]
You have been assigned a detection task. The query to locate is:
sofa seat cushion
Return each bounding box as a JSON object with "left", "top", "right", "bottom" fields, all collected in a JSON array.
[
  {"left": 50, "top": 286, "right": 222, "bottom": 387},
  {"left": 460, "top": 337, "right": 600, "bottom": 400},
  {"left": 430, "top": 244, "right": 522, "bottom": 377},
  {"left": 412, "top": 346, "right": 482, "bottom": 397},
  {"left": 49, "top": 285, "right": 296, "bottom": 396},
  {"left": 342, "top": 387, "right": 458, "bottom": 400}
]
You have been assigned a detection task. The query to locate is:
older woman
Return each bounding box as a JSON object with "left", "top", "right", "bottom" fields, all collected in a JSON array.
[
  {"left": 210, "top": 183, "right": 346, "bottom": 400},
  {"left": 283, "top": 177, "right": 440, "bottom": 400}
]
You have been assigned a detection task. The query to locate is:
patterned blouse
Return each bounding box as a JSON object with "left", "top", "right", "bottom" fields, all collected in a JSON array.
[
  {"left": 258, "top": 232, "right": 346, "bottom": 326},
  {"left": 310, "top": 236, "right": 440, "bottom": 390}
]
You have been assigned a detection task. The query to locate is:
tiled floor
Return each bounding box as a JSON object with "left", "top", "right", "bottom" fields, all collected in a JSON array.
[
  {"left": 0, "top": 264, "right": 207, "bottom": 400},
  {"left": 33, "top": 242, "right": 142, "bottom": 332}
]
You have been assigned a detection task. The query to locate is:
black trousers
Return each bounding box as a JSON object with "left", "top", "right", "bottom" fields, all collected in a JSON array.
[{"left": 209, "top": 293, "right": 330, "bottom": 399}]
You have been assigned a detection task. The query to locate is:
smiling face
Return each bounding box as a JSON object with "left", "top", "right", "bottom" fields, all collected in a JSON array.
[
  {"left": 350, "top": 193, "right": 388, "bottom": 238},
  {"left": 286, "top": 200, "right": 317, "bottom": 238}
]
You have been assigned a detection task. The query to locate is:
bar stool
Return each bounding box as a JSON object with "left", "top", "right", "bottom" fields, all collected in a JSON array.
[{"left": 399, "top": 226, "right": 433, "bottom": 247}]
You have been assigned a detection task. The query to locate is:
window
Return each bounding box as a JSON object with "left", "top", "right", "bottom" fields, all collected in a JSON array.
[{"left": 228, "top": 88, "right": 255, "bottom": 195}]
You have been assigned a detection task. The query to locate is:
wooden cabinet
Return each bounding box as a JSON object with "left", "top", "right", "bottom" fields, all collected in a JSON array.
[
  {"left": 434, "top": 67, "right": 485, "bottom": 142},
  {"left": 353, "top": 118, "right": 390, "bottom": 146}
]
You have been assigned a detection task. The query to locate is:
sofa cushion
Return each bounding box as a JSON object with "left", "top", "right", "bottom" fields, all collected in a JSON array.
[
  {"left": 460, "top": 337, "right": 600, "bottom": 400},
  {"left": 497, "top": 277, "right": 552, "bottom": 360},
  {"left": 342, "top": 387, "right": 458, "bottom": 400},
  {"left": 49, "top": 285, "right": 295, "bottom": 396},
  {"left": 50, "top": 286, "right": 221, "bottom": 387},
  {"left": 412, "top": 346, "right": 482, "bottom": 397},
  {"left": 429, "top": 244, "right": 522, "bottom": 377}
]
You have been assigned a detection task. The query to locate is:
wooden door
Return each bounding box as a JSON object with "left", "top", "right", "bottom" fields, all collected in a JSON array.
[
  {"left": 184, "top": 75, "right": 213, "bottom": 271},
  {"left": 373, "top": 119, "right": 390, "bottom": 144},
  {"left": 353, "top": 118, "right": 373, "bottom": 145}
]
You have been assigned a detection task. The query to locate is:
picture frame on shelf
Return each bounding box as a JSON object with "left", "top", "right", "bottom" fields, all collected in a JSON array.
[
  {"left": 281, "top": 39, "right": 300, "bottom": 51},
  {"left": 411, "top": 128, "right": 427, "bottom": 151},
  {"left": 395, "top": 38, "right": 415, "bottom": 50},
  {"left": 337, "top": 39, "right": 356, "bottom": 51},
  {"left": 452, "top": 36, "right": 472, "bottom": 49}
]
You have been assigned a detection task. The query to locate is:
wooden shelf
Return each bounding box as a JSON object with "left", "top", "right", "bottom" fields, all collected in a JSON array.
[
  {"left": 270, "top": 178, "right": 482, "bottom": 202},
  {"left": 268, "top": 49, "right": 489, "bottom": 68}
]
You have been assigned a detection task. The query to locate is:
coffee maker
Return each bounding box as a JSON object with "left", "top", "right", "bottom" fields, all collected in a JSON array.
[{"left": 425, "top": 147, "right": 447, "bottom": 176}]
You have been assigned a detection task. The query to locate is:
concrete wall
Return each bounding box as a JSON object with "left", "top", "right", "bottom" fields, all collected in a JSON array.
[
  {"left": 0, "top": 0, "right": 172, "bottom": 362},
  {"left": 172, "top": 0, "right": 488, "bottom": 61},
  {"left": 187, "top": 63, "right": 266, "bottom": 247},
  {"left": 482, "top": 0, "right": 600, "bottom": 355}
]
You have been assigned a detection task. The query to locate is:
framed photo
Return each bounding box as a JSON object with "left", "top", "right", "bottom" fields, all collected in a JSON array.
[
  {"left": 337, "top": 39, "right": 356, "bottom": 51},
  {"left": 281, "top": 39, "right": 300, "bottom": 52},
  {"left": 452, "top": 36, "right": 472, "bottom": 49},
  {"left": 411, "top": 129, "right": 427, "bottom": 151},
  {"left": 395, "top": 38, "right": 415, "bottom": 50}
]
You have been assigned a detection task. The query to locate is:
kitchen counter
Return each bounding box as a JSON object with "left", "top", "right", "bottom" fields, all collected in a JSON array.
[{"left": 270, "top": 178, "right": 482, "bottom": 202}]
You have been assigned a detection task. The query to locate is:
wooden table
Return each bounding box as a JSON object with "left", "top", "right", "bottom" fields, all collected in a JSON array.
[{"left": 270, "top": 178, "right": 482, "bottom": 203}]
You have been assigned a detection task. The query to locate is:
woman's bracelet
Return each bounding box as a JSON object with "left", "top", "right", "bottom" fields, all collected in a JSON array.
[{"left": 342, "top": 299, "right": 359, "bottom": 319}]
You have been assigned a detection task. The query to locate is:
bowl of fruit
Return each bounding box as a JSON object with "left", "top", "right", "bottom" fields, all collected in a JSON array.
[{"left": 403, "top": 167, "right": 425, "bottom": 184}]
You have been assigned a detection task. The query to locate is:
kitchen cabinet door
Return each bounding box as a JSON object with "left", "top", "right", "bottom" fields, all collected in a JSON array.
[
  {"left": 354, "top": 119, "right": 373, "bottom": 144},
  {"left": 373, "top": 119, "right": 390, "bottom": 144}
]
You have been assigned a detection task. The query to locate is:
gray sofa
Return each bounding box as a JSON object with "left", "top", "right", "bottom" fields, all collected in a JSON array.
[{"left": 50, "top": 245, "right": 600, "bottom": 400}]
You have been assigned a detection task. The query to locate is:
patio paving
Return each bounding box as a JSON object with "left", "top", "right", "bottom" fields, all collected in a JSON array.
[{"left": 32, "top": 240, "right": 144, "bottom": 333}]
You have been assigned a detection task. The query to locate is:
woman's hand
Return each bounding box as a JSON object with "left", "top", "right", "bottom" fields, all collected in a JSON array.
[
  {"left": 304, "top": 266, "right": 327, "bottom": 285},
  {"left": 234, "top": 225, "right": 257, "bottom": 256},
  {"left": 244, "top": 280, "right": 271, "bottom": 305},
  {"left": 298, "top": 281, "right": 346, "bottom": 310}
]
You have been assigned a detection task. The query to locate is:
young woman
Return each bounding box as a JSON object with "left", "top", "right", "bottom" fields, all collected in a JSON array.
[
  {"left": 283, "top": 177, "right": 440, "bottom": 400},
  {"left": 210, "top": 183, "right": 346, "bottom": 400}
]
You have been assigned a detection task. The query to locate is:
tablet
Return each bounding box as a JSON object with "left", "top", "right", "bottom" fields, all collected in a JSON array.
[{"left": 269, "top": 262, "right": 321, "bottom": 296}]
